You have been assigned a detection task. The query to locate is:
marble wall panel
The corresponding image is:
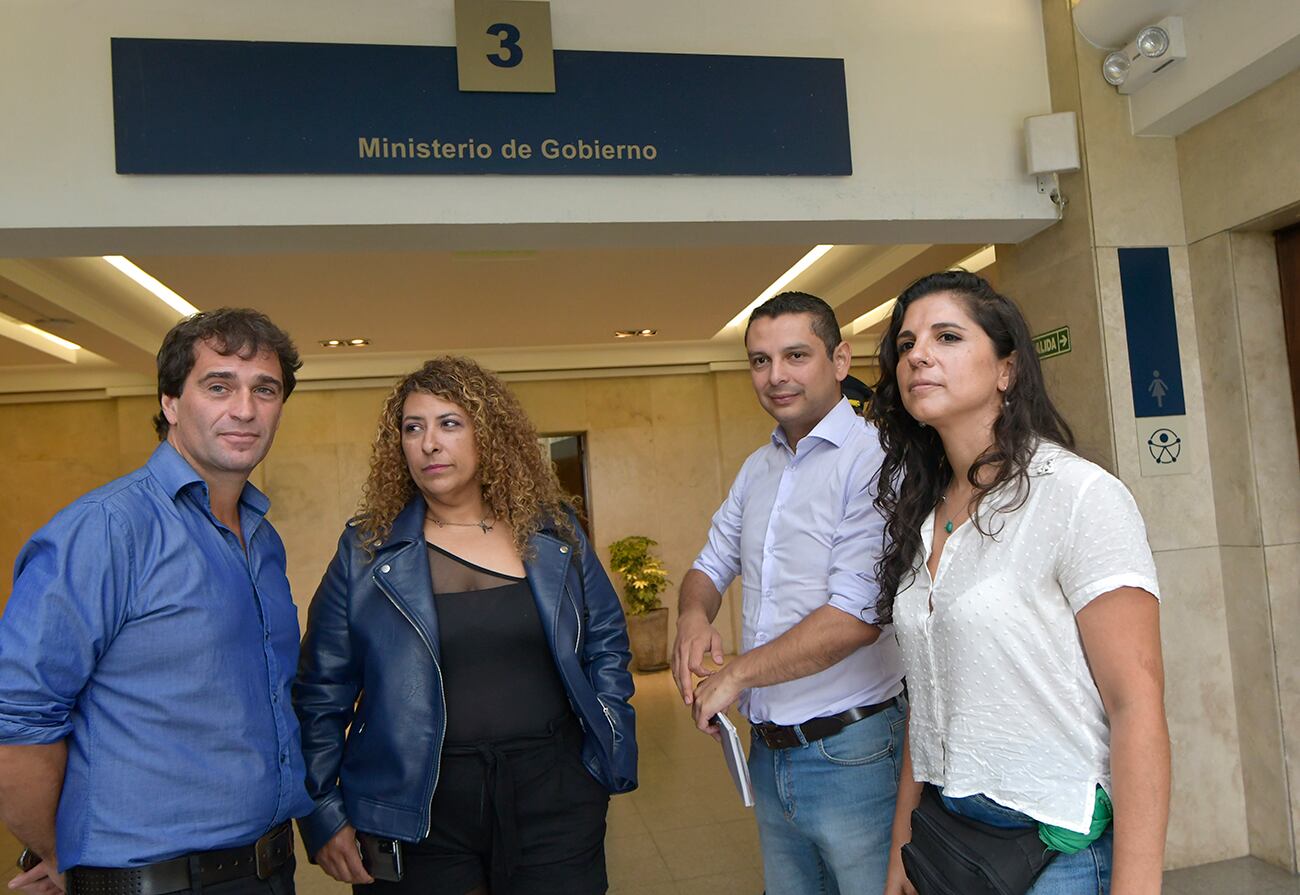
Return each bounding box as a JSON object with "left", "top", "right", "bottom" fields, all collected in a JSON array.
[
  {"left": 509, "top": 378, "right": 590, "bottom": 436},
  {"left": 1220, "top": 545, "right": 1294, "bottom": 868},
  {"left": 1231, "top": 232, "right": 1300, "bottom": 547},
  {"left": 329, "top": 386, "right": 389, "bottom": 447},
  {"left": 1155, "top": 546, "right": 1250, "bottom": 867},
  {"left": 1096, "top": 247, "right": 1219, "bottom": 552},
  {"left": 116, "top": 395, "right": 163, "bottom": 456},
  {"left": 262, "top": 444, "right": 347, "bottom": 630},
  {"left": 648, "top": 374, "right": 726, "bottom": 651},
  {"left": 1188, "top": 234, "right": 1264, "bottom": 547},
  {"left": 1072, "top": 33, "right": 1185, "bottom": 249},
  {"left": 0, "top": 399, "right": 118, "bottom": 464},
  {"left": 1177, "top": 66, "right": 1300, "bottom": 244},
  {"left": 1264, "top": 542, "right": 1300, "bottom": 865},
  {"left": 274, "top": 390, "right": 339, "bottom": 449},
  {"left": 998, "top": 246, "right": 1116, "bottom": 471}
]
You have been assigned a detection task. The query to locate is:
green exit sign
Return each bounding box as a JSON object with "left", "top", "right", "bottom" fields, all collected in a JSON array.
[{"left": 1034, "top": 325, "right": 1072, "bottom": 360}]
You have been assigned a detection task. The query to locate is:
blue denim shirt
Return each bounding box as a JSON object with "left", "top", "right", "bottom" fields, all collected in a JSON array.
[{"left": 0, "top": 442, "right": 312, "bottom": 868}]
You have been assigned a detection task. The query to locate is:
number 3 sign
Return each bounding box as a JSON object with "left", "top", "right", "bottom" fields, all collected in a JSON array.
[{"left": 455, "top": 0, "right": 556, "bottom": 93}]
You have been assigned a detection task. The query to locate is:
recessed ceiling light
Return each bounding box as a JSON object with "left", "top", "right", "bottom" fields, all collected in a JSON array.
[
  {"left": 319, "top": 338, "right": 370, "bottom": 348},
  {"left": 102, "top": 256, "right": 200, "bottom": 317},
  {"left": 716, "top": 245, "right": 836, "bottom": 337},
  {"left": 614, "top": 329, "right": 657, "bottom": 338},
  {"left": 19, "top": 323, "right": 82, "bottom": 351}
]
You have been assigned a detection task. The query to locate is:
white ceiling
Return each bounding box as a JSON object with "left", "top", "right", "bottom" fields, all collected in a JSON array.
[{"left": 0, "top": 241, "right": 982, "bottom": 399}]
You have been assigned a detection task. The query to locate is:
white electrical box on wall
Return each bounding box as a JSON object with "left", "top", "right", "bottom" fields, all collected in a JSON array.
[{"left": 1024, "top": 112, "right": 1080, "bottom": 175}]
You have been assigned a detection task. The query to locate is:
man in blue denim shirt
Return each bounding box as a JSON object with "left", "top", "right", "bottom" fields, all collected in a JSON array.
[{"left": 0, "top": 309, "right": 313, "bottom": 895}]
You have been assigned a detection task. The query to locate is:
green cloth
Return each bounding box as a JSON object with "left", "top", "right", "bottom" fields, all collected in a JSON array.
[{"left": 1038, "top": 787, "right": 1113, "bottom": 854}]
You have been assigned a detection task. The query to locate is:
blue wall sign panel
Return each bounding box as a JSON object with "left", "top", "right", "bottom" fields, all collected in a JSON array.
[
  {"left": 1118, "top": 247, "right": 1186, "bottom": 418},
  {"left": 110, "top": 38, "right": 852, "bottom": 176}
]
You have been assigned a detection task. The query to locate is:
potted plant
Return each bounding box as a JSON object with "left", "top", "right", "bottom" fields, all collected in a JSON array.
[{"left": 608, "top": 535, "right": 671, "bottom": 673}]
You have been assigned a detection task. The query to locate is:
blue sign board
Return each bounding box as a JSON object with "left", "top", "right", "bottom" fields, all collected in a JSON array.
[
  {"left": 1118, "top": 247, "right": 1185, "bottom": 418},
  {"left": 110, "top": 38, "right": 852, "bottom": 176}
]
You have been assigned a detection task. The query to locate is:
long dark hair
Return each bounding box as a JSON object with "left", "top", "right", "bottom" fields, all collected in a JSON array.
[{"left": 869, "top": 270, "right": 1074, "bottom": 622}]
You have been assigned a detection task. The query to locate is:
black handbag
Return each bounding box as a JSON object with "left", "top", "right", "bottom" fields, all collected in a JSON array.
[{"left": 901, "top": 784, "right": 1057, "bottom": 895}]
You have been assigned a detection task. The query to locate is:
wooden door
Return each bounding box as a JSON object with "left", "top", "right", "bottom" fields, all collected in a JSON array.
[{"left": 1276, "top": 223, "right": 1300, "bottom": 457}]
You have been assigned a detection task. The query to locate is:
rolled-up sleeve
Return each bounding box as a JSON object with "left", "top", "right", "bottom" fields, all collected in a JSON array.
[
  {"left": 826, "top": 454, "right": 886, "bottom": 625},
  {"left": 690, "top": 459, "right": 749, "bottom": 596},
  {"left": 0, "top": 502, "right": 130, "bottom": 743}
]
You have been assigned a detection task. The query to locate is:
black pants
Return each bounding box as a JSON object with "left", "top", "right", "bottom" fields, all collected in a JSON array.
[{"left": 361, "top": 715, "right": 609, "bottom": 895}]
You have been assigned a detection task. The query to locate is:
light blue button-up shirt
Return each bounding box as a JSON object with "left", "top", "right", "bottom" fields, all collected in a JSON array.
[
  {"left": 0, "top": 442, "right": 312, "bottom": 868},
  {"left": 692, "top": 398, "right": 903, "bottom": 725}
]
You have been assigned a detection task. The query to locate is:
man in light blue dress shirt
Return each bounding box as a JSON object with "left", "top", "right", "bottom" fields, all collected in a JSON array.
[
  {"left": 0, "top": 309, "right": 312, "bottom": 895},
  {"left": 673, "top": 292, "right": 905, "bottom": 895}
]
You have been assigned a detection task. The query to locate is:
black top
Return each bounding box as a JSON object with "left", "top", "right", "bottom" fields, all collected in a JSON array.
[{"left": 428, "top": 543, "right": 571, "bottom": 744}]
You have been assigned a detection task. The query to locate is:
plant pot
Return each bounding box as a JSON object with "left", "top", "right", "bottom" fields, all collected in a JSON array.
[{"left": 626, "top": 606, "right": 670, "bottom": 673}]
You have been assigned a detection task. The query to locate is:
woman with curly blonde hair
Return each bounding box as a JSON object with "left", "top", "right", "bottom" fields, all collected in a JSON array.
[{"left": 294, "top": 357, "right": 637, "bottom": 895}]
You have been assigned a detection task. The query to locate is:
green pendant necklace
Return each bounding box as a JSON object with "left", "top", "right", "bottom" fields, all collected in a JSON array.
[{"left": 938, "top": 494, "right": 956, "bottom": 534}]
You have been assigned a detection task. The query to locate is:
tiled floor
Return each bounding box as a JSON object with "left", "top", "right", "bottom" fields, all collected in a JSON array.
[
  {"left": 296, "top": 667, "right": 1299, "bottom": 894},
  {"left": 604, "top": 670, "right": 761, "bottom": 895}
]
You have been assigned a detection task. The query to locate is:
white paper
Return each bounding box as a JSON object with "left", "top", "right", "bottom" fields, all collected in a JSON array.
[{"left": 714, "top": 713, "right": 755, "bottom": 808}]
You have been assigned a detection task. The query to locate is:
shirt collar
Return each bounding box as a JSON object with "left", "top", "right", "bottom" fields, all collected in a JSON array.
[
  {"left": 146, "top": 440, "right": 271, "bottom": 516},
  {"left": 770, "top": 396, "right": 860, "bottom": 453}
]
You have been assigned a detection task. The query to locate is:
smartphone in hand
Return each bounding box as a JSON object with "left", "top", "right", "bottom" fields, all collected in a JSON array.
[
  {"left": 17, "top": 849, "right": 41, "bottom": 873},
  {"left": 359, "top": 835, "right": 403, "bottom": 882}
]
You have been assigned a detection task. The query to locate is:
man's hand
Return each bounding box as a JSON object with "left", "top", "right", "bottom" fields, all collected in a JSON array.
[
  {"left": 672, "top": 609, "right": 724, "bottom": 706},
  {"left": 314, "top": 824, "right": 373, "bottom": 885},
  {"left": 690, "top": 662, "right": 746, "bottom": 741},
  {"left": 8, "top": 860, "right": 63, "bottom": 895}
]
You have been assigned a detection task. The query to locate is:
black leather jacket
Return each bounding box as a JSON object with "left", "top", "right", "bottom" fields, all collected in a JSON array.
[{"left": 293, "top": 498, "right": 637, "bottom": 856}]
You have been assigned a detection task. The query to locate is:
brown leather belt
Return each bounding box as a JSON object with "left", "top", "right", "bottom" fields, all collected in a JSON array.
[
  {"left": 753, "top": 697, "right": 901, "bottom": 750},
  {"left": 66, "top": 823, "right": 293, "bottom": 895}
]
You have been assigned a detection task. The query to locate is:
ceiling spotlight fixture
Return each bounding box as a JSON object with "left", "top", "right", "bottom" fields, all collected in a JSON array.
[
  {"left": 319, "top": 337, "right": 370, "bottom": 348},
  {"left": 1100, "top": 17, "right": 1185, "bottom": 95},
  {"left": 614, "top": 329, "right": 657, "bottom": 338}
]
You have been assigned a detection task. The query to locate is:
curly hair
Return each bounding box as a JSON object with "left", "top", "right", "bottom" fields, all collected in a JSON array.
[
  {"left": 354, "top": 356, "right": 578, "bottom": 558},
  {"left": 869, "top": 270, "right": 1074, "bottom": 623}
]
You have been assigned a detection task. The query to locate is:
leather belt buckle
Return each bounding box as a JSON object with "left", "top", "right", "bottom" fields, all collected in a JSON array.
[{"left": 254, "top": 823, "right": 292, "bottom": 880}]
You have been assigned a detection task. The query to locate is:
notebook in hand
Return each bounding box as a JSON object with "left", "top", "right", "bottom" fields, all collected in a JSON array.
[{"left": 713, "top": 712, "right": 755, "bottom": 808}]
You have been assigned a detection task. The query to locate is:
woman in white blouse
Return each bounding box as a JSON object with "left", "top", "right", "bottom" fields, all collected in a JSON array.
[{"left": 873, "top": 271, "right": 1169, "bottom": 895}]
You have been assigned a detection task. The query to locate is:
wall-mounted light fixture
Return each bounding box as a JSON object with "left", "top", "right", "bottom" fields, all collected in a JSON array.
[
  {"left": 613, "top": 329, "right": 657, "bottom": 338},
  {"left": 319, "top": 338, "right": 370, "bottom": 347},
  {"left": 1101, "top": 17, "right": 1185, "bottom": 95}
]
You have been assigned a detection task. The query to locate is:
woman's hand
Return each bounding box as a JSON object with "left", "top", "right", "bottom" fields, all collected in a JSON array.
[
  {"left": 883, "top": 853, "right": 918, "bottom": 895},
  {"left": 884, "top": 711, "right": 921, "bottom": 895},
  {"left": 313, "top": 824, "right": 374, "bottom": 885}
]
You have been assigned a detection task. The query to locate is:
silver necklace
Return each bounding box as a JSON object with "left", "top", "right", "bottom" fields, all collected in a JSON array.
[{"left": 426, "top": 510, "right": 495, "bottom": 534}]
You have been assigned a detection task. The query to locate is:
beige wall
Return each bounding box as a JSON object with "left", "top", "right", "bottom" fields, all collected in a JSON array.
[
  {"left": 0, "top": 365, "right": 881, "bottom": 658},
  {"left": 1175, "top": 46, "right": 1300, "bottom": 874},
  {"left": 1178, "top": 67, "right": 1300, "bottom": 244}
]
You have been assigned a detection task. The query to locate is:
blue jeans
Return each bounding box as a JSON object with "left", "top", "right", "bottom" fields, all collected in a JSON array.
[
  {"left": 749, "top": 699, "right": 907, "bottom": 895},
  {"left": 940, "top": 792, "right": 1113, "bottom": 895}
]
